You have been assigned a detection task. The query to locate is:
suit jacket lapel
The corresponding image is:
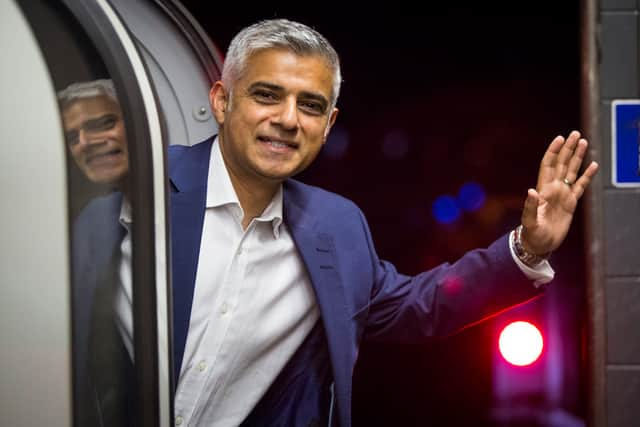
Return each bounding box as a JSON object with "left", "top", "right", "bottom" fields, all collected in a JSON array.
[
  {"left": 168, "top": 139, "right": 213, "bottom": 382},
  {"left": 283, "top": 183, "right": 352, "bottom": 427}
]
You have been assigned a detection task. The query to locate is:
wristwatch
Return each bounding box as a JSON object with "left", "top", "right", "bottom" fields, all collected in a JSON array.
[{"left": 512, "top": 225, "right": 550, "bottom": 267}]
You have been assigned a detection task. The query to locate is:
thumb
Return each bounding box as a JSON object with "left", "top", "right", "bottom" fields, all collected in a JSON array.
[{"left": 521, "top": 188, "right": 539, "bottom": 228}]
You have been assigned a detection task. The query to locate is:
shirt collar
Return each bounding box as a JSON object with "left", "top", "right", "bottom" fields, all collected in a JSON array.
[
  {"left": 257, "top": 186, "right": 284, "bottom": 239},
  {"left": 119, "top": 195, "right": 132, "bottom": 231},
  {"left": 206, "top": 137, "right": 283, "bottom": 238}
]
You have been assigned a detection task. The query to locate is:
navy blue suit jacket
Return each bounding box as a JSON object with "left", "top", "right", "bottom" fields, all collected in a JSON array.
[
  {"left": 168, "top": 137, "right": 543, "bottom": 427},
  {"left": 72, "top": 193, "right": 134, "bottom": 426}
]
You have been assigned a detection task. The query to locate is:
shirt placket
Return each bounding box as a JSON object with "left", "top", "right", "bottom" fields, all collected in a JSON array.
[{"left": 184, "top": 225, "right": 251, "bottom": 426}]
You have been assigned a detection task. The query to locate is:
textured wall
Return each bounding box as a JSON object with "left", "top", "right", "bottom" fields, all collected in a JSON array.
[{"left": 597, "top": 1, "right": 640, "bottom": 425}]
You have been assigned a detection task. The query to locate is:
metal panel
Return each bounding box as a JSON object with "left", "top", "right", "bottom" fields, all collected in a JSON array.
[
  {"left": 607, "top": 367, "right": 640, "bottom": 427},
  {"left": 607, "top": 278, "right": 640, "bottom": 363},
  {"left": 600, "top": 12, "right": 639, "bottom": 99},
  {"left": 601, "top": 0, "right": 637, "bottom": 10},
  {"left": 0, "top": 1, "right": 72, "bottom": 426},
  {"left": 603, "top": 190, "right": 640, "bottom": 276},
  {"left": 108, "top": 0, "right": 221, "bottom": 146}
]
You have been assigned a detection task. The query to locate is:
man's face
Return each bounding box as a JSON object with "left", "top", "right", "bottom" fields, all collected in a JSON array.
[
  {"left": 62, "top": 96, "right": 128, "bottom": 185},
  {"left": 210, "top": 49, "right": 338, "bottom": 186}
]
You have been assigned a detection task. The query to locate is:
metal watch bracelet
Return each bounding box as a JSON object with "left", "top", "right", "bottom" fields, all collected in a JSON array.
[{"left": 513, "top": 225, "right": 550, "bottom": 267}]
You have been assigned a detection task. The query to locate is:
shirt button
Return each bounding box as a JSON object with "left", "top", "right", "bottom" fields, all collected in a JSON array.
[
  {"left": 197, "top": 361, "right": 207, "bottom": 372},
  {"left": 175, "top": 415, "right": 183, "bottom": 426},
  {"left": 221, "top": 303, "right": 229, "bottom": 314}
]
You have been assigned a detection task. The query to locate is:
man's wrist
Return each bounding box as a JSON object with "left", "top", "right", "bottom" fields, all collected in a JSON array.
[{"left": 512, "top": 225, "right": 551, "bottom": 268}]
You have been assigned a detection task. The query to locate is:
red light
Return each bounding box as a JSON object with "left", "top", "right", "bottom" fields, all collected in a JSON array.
[{"left": 499, "top": 321, "right": 543, "bottom": 366}]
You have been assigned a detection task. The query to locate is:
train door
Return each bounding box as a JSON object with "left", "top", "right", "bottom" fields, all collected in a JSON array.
[{"left": 0, "top": 0, "right": 224, "bottom": 424}]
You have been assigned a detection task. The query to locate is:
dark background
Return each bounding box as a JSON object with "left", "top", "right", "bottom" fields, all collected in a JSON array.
[{"left": 179, "top": 2, "right": 586, "bottom": 426}]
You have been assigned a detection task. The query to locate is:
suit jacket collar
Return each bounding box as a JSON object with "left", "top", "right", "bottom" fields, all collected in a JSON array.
[
  {"left": 168, "top": 138, "right": 212, "bottom": 382},
  {"left": 168, "top": 138, "right": 212, "bottom": 193}
]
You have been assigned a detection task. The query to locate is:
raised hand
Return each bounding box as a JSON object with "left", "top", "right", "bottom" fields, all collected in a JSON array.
[{"left": 520, "top": 130, "right": 599, "bottom": 256}]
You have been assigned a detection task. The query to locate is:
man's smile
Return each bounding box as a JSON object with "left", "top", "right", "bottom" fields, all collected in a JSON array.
[
  {"left": 85, "top": 147, "right": 125, "bottom": 166},
  {"left": 257, "top": 135, "right": 299, "bottom": 152}
]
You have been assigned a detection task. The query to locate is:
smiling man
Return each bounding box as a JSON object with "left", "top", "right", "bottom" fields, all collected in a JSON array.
[
  {"left": 209, "top": 47, "right": 338, "bottom": 229},
  {"left": 59, "top": 79, "right": 129, "bottom": 188},
  {"left": 58, "top": 79, "right": 134, "bottom": 426},
  {"left": 167, "top": 19, "right": 598, "bottom": 427}
]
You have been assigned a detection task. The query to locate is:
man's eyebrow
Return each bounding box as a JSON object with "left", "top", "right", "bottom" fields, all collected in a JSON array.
[
  {"left": 247, "top": 81, "right": 284, "bottom": 93},
  {"left": 248, "top": 81, "right": 329, "bottom": 109}
]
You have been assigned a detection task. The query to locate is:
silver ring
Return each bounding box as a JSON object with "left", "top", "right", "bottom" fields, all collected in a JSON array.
[{"left": 562, "top": 178, "right": 573, "bottom": 186}]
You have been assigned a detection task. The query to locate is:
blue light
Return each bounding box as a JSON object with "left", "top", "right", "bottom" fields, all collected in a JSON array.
[
  {"left": 432, "top": 195, "right": 461, "bottom": 224},
  {"left": 457, "top": 182, "right": 486, "bottom": 212}
]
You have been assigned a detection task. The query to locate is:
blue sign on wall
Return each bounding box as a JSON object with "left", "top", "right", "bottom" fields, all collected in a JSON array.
[{"left": 612, "top": 100, "right": 640, "bottom": 187}]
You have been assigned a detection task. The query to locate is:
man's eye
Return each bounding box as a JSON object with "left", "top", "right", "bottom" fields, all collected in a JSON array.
[
  {"left": 299, "top": 101, "right": 325, "bottom": 115},
  {"left": 86, "top": 114, "right": 118, "bottom": 132},
  {"left": 253, "top": 90, "right": 278, "bottom": 103}
]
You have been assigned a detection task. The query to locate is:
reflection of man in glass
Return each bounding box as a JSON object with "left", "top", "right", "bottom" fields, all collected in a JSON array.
[
  {"left": 58, "top": 79, "right": 134, "bottom": 427},
  {"left": 58, "top": 79, "right": 129, "bottom": 187}
]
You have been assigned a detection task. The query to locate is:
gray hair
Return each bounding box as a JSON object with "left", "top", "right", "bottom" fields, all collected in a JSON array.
[
  {"left": 57, "top": 79, "right": 117, "bottom": 110},
  {"left": 222, "top": 19, "right": 342, "bottom": 109}
]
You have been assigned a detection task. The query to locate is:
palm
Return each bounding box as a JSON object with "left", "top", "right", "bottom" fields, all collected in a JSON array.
[{"left": 520, "top": 131, "right": 599, "bottom": 255}]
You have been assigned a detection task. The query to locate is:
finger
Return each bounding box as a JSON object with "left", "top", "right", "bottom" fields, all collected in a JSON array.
[
  {"left": 538, "top": 135, "right": 566, "bottom": 185},
  {"left": 553, "top": 130, "right": 581, "bottom": 180},
  {"left": 571, "top": 161, "right": 599, "bottom": 199},
  {"left": 521, "top": 188, "right": 540, "bottom": 228},
  {"left": 564, "top": 138, "right": 588, "bottom": 184},
  {"left": 539, "top": 135, "right": 565, "bottom": 169}
]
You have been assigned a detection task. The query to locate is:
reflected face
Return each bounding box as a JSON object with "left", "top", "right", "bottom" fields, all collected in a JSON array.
[
  {"left": 62, "top": 96, "right": 128, "bottom": 185},
  {"left": 211, "top": 49, "right": 338, "bottom": 186}
]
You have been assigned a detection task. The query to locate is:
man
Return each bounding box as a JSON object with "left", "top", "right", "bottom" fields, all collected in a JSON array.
[
  {"left": 59, "top": 79, "right": 129, "bottom": 188},
  {"left": 168, "top": 19, "right": 598, "bottom": 426},
  {"left": 58, "top": 79, "right": 134, "bottom": 426}
]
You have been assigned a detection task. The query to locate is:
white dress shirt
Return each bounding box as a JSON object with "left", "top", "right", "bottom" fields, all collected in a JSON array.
[
  {"left": 173, "top": 139, "right": 319, "bottom": 427},
  {"left": 115, "top": 196, "right": 134, "bottom": 360}
]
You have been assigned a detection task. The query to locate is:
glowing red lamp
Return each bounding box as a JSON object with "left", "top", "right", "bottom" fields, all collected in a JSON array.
[{"left": 499, "top": 321, "right": 543, "bottom": 366}]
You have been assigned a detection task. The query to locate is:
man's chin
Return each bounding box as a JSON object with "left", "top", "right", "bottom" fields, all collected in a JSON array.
[
  {"left": 255, "top": 162, "right": 308, "bottom": 182},
  {"left": 257, "top": 169, "right": 298, "bottom": 183},
  {"left": 86, "top": 169, "right": 127, "bottom": 187}
]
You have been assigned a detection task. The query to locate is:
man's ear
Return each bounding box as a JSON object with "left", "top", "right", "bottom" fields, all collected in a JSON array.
[
  {"left": 323, "top": 107, "right": 339, "bottom": 142},
  {"left": 209, "top": 81, "right": 228, "bottom": 124}
]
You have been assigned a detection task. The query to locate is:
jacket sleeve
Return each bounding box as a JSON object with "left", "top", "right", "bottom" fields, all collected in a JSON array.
[{"left": 357, "top": 208, "right": 545, "bottom": 344}]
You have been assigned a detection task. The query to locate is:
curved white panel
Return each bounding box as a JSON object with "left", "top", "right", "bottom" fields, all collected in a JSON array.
[
  {"left": 109, "top": 0, "right": 219, "bottom": 146},
  {"left": 0, "top": 2, "right": 72, "bottom": 426}
]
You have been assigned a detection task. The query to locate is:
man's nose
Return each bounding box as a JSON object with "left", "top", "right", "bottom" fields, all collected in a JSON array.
[
  {"left": 273, "top": 98, "right": 299, "bottom": 131},
  {"left": 77, "top": 129, "right": 102, "bottom": 147},
  {"left": 76, "top": 129, "right": 89, "bottom": 147}
]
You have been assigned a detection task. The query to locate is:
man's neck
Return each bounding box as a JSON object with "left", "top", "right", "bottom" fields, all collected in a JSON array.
[
  {"left": 217, "top": 136, "right": 282, "bottom": 230},
  {"left": 229, "top": 173, "right": 280, "bottom": 230}
]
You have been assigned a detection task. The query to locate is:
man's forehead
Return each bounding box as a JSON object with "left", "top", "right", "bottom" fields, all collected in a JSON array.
[
  {"left": 240, "top": 50, "right": 334, "bottom": 96},
  {"left": 63, "top": 96, "right": 119, "bottom": 117}
]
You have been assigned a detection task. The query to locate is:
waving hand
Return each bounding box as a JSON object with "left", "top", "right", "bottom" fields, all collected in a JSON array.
[{"left": 519, "top": 131, "right": 599, "bottom": 256}]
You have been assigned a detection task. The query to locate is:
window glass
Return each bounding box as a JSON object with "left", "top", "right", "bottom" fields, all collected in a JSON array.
[{"left": 18, "top": 2, "right": 136, "bottom": 425}]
